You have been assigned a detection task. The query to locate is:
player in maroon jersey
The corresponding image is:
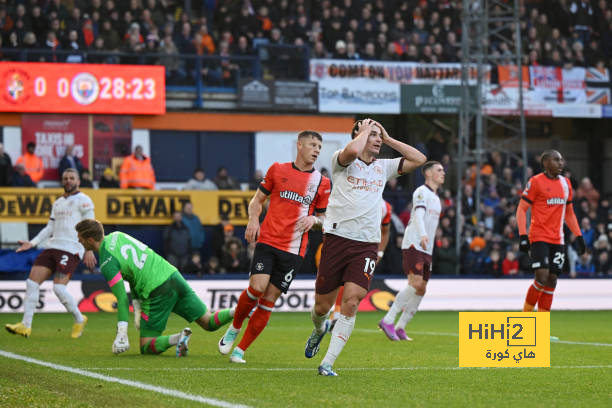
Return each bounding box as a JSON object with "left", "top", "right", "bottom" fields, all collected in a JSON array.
[{"left": 218, "top": 130, "right": 331, "bottom": 363}]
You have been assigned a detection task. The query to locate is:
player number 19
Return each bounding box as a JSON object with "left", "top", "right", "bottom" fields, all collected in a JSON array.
[{"left": 363, "top": 257, "right": 376, "bottom": 275}]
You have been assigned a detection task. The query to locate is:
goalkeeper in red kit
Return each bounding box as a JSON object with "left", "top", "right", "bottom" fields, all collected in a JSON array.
[{"left": 516, "top": 150, "right": 585, "bottom": 313}]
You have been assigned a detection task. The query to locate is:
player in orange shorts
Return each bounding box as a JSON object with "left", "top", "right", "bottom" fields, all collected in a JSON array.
[{"left": 516, "top": 150, "right": 585, "bottom": 313}]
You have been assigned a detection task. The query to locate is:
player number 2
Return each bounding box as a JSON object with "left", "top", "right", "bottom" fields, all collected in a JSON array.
[
  {"left": 59, "top": 255, "right": 68, "bottom": 266},
  {"left": 120, "top": 244, "right": 148, "bottom": 269},
  {"left": 363, "top": 257, "right": 376, "bottom": 275}
]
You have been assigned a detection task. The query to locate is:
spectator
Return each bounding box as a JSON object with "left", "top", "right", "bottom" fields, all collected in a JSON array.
[
  {"left": 463, "top": 236, "right": 487, "bottom": 274},
  {"left": 484, "top": 250, "right": 503, "bottom": 276},
  {"left": 577, "top": 177, "right": 600, "bottom": 210},
  {"left": 575, "top": 250, "right": 595, "bottom": 276},
  {"left": 11, "top": 163, "right": 36, "bottom": 187},
  {"left": 181, "top": 201, "right": 205, "bottom": 254},
  {"left": 15, "top": 142, "right": 43, "bottom": 184},
  {"left": 434, "top": 236, "right": 457, "bottom": 275},
  {"left": 204, "top": 255, "right": 222, "bottom": 275},
  {"left": 581, "top": 217, "right": 596, "bottom": 249},
  {"left": 220, "top": 236, "right": 248, "bottom": 273},
  {"left": 79, "top": 169, "right": 93, "bottom": 188},
  {"left": 213, "top": 166, "right": 239, "bottom": 190},
  {"left": 185, "top": 168, "right": 217, "bottom": 190},
  {"left": 182, "top": 252, "right": 204, "bottom": 276},
  {"left": 58, "top": 145, "right": 83, "bottom": 180},
  {"left": 595, "top": 251, "right": 611, "bottom": 276},
  {"left": 159, "top": 34, "right": 186, "bottom": 85},
  {"left": 502, "top": 250, "right": 520, "bottom": 276},
  {"left": 99, "top": 167, "right": 120, "bottom": 188},
  {"left": 0, "top": 142, "right": 13, "bottom": 186},
  {"left": 569, "top": 0, "right": 594, "bottom": 46},
  {"left": 119, "top": 145, "right": 156, "bottom": 189},
  {"left": 163, "top": 210, "right": 191, "bottom": 270},
  {"left": 248, "top": 169, "right": 264, "bottom": 190}
]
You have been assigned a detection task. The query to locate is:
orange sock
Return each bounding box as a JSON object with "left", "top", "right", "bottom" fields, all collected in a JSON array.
[
  {"left": 523, "top": 281, "right": 544, "bottom": 312},
  {"left": 237, "top": 298, "right": 274, "bottom": 351},
  {"left": 233, "top": 286, "right": 263, "bottom": 329},
  {"left": 537, "top": 286, "right": 555, "bottom": 312}
]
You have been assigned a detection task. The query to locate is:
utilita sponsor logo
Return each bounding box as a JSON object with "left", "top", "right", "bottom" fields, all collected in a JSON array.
[
  {"left": 280, "top": 190, "right": 311, "bottom": 205},
  {"left": 546, "top": 198, "right": 565, "bottom": 205}
]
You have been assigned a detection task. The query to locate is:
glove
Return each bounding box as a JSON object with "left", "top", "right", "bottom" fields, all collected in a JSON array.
[
  {"left": 112, "top": 321, "right": 130, "bottom": 354},
  {"left": 519, "top": 235, "right": 530, "bottom": 254},
  {"left": 575, "top": 236, "right": 586, "bottom": 256},
  {"left": 132, "top": 298, "right": 141, "bottom": 330}
]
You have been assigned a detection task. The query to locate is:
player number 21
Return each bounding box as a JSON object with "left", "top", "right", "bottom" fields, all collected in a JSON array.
[
  {"left": 363, "top": 257, "right": 376, "bottom": 275},
  {"left": 120, "top": 235, "right": 148, "bottom": 269}
]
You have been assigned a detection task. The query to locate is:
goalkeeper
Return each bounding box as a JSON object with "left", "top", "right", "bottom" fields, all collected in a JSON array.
[{"left": 75, "top": 219, "right": 235, "bottom": 356}]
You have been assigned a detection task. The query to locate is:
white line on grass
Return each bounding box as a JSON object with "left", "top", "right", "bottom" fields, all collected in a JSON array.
[
  {"left": 357, "top": 329, "right": 612, "bottom": 346},
  {"left": 0, "top": 350, "right": 250, "bottom": 408},
  {"left": 81, "top": 365, "right": 612, "bottom": 372}
]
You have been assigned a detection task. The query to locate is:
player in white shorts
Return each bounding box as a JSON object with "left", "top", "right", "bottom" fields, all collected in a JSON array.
[
  {"left": 379, "top": 161, "right": 444, "bottom": 341},
  {"left": 304, "top": 119, "right": 426, "bottom": 376},
  {"left": 5, "top": 168, "right": 96, "bottom": 338}
]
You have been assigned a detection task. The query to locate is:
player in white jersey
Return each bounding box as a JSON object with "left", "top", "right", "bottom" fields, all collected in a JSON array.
[
  {"left": 5, "top": 168, "right": 96, "bottom": 339},
  {"left": 379, "top": 161, "right": 444, "bottom": 341},
  {"left": 304, "top": 119, "right": 426, "bottom": 376}
]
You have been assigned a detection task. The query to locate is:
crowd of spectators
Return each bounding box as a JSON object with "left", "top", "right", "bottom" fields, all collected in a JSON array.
[{"left": 1, "top": 1, "right": 610, "bottom": 84}]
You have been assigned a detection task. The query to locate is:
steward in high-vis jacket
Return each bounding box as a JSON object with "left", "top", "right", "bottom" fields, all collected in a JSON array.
[{"left": 119, "top": 145, "right": 156, "bottom": 189}]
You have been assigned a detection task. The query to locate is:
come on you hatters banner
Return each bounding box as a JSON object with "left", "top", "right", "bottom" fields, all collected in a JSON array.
[{"left": 310, "top": 59, "right": 490, "bottom": 85}]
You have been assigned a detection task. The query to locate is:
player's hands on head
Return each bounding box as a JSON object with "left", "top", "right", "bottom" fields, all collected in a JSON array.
[
  {"left": 112, "top": 322, "right": 130, "bottom": 354},
  {"left": 358, "top": 118, "right": 375, "bottom": 136},
  {"left": 519, "top": 235, "right": 530, "bottom": 253},
  {"left": 15, "top": 241, "right": 33, "bottom": 253},
  {"left": 83, "top": 251, "right": 97, "bottom": 270},
  {"left": 245, "top": 219, "right": 260, "bottom": 244},
  {"left": 575, "top": 236, "right": 586, "bottom": 255},
  {"left": 373, "top": 121, "right": 390, "bottom": 142}
]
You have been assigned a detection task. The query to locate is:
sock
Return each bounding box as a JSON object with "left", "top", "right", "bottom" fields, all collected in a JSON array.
[
  {"left": 140, "top": 335, "right": 171, "bottom": 354},
  {"left": 383, "top": 285, "right": 414, "bottom": 324},
  {"left": 321, "top": 313, "right": 355, "bottom": 367},
  {"left": 233, "top": 286, "right": 263, "bottom": 329},
  {"left": 395, "top": 291, "right": 423, "bottom": 330},
  {"left": 168, "top": 333, "right": 180, "bottom": 345},
  {"left": 54, "top": 283, "right": 84, "bottom": 323},
  {"left": 207, "top": 308, "right": 235, "bottom": 331},
  {"left": 311, "top": 307, "right": 330, "bottom": 334},
  {"left": 537, "top": 286, "right": 555, "bottom": 312},
  {"left": 237, "top": 298, "right": 274, "bottom": 351},
  {"left": 523, "top": 281, "right": 544, "bottom": 312},
  {"left": 22, "top": 279, "right": 40, "bottom": 329}
]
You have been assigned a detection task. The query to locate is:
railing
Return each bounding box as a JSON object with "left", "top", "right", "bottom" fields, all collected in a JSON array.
[{"left": 0, "top": 44, "right": 310, "bottom": 108}]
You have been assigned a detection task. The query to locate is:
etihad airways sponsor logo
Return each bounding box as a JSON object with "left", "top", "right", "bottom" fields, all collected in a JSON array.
[
  {"left": 280, "top": 190, "right": 312, "bottom": 205},
  {"left": 546, "top": 198, "right": 566, "bottom": 205}
]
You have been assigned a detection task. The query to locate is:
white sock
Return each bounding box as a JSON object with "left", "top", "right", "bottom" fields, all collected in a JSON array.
[
  {"left": 395, "top": 292, "right": 423, "bottom": 330},
  {"left": 311, "top": 308, "right": 330, "bottom": 334},
  {"left": 383, "top": 285, "right": 415, "bottom": 324},
  {"left": 53, "top": 283, "right": 84, "bottom": 323},
  {"left": 321, "top": 313, "right": 355, "bottom": 367},
  {"left": 22, "top": 279, "right": 40, "bottom": 329}
]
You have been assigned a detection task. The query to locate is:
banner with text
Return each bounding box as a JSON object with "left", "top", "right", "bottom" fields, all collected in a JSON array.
[
  {"left": 318, "top": 79, "right": 400, "bottom": 113},
  {"left": 310, "top": 59, "right": 488, "bottom": 85},
  {"left": 0, "top": 188, "right": 255, "bottom": 225},
  {"left": 401, "top": 84, "right": 466, "bottom": 113},
  {"left": 1, "top": 279, "right": 610, "bottom": 313},
  {"left": 238, "top": 79, "right": 318, "bottom": 112},
  {"left": 21, "top": 114, "right": 89, "bottom": 181}
]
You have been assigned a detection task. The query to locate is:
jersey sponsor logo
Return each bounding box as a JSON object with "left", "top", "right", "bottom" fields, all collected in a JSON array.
[
  {"left": 279, "top": 190, "right": 312, "bottom": 206},
  {"left": 100, "top": 256, "right": 112, "bottom": 268},
  {"left": 546, "top": 198, "right": 566, "bottom": 205},
  {"left": 373, "top": 166, "right": 383, "bottom": 175},
  {"left": 346, "top": 176, "right": 384, "bottom": 191}
]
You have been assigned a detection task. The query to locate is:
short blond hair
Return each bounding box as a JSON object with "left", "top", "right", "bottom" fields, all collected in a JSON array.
[{"left": 75, "top": 219, "right": 104, "bottom": 241}]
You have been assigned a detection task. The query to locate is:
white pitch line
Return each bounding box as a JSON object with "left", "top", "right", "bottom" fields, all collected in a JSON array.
[
  {"left": 0, "top": 350, "right": 250, "bottom": 408},
  {"left": 357, "top": 329, "right": 612, "bottom": 346},
  {"left": 81, "top": 365, "right": 612, "bottom": 372}
]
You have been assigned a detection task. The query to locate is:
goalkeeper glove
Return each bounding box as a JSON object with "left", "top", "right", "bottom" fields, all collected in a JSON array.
[
  {"left": 132, "top": 298, "right": 141, "bottom": 330},
  {"left": 519, "top": 235, "right": 530, "bottom": 254},
  {"left": 575, "top": 236, "right": 586, "bottom": 256},
  {"left": 112, "top": 321, "right": 130, "bottom": 354}
]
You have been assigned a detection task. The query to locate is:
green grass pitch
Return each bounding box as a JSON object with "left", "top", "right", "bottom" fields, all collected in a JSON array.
[{"left": 1, "top": 311, "right": 611, "bottom": 407}]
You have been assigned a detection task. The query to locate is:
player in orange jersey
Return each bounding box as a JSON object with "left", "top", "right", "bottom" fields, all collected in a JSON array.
[
  {"left": 217, "top": 131, "right": 331, "bottom": 364},
  {"left": 516, "top": 150, "right": 585, "bottom": 313}
]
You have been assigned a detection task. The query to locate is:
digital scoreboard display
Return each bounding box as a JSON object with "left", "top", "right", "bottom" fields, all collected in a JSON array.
[{"left": 0, "top": 62, "right": 165, "bottom": 115}]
